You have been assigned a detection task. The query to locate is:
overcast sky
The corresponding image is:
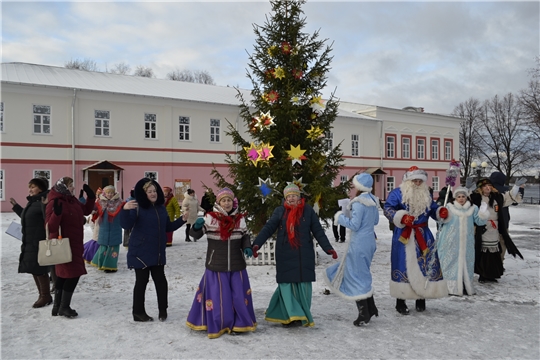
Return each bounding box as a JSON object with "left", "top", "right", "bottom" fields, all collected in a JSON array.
[{"left": 2, "top": 0, "right": 538, "bottom": 115}]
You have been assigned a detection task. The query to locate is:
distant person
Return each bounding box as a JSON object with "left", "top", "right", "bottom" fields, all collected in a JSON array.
[
  {"left": 200, "top": 188, "right": 214, "bottom": 215},
  {"left": 122, "top": 189, "right": 135, "bottom": 248},
  {"left": 83, "top": 187, "right": 102, "bottom": 263},
  {"left": 332, "top": 204, "right": 346, "bottom": 243},
  {"left": 163, "top": 186, "right": 181, "bottom": 246},
  {"left": 182, "top": 189, "right": 204, "bottom": 242}
]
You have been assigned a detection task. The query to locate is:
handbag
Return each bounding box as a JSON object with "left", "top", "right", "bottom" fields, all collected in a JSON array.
[{"left": 38, "top": 224, "right": 72, "bottom": 266}]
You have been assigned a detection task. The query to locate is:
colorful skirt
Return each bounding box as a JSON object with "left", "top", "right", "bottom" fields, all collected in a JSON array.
[
  {"left": 91, "top": 245, "right": 120, "bottom": 271},
  {"left": 83, "top": 240, "right": 100, "bottom": 263},
  {"left": 264, "top": 282, "right": 314, "bottom": 327},
  {"left": 186, "top": 269, "right": 257, "bottom": 339}
]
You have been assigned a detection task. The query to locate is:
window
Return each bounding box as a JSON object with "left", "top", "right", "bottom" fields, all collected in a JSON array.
[
  {"left": 417, "top": 138, "right": 425, "bottom": 159},
  {"left": 432, "top": 176, "right": 439, "bottom": 191},
  {"left": 386, "top": 176, "right": 395, "bottom": 193},
  {"left": 0, "top": 102, "right": 4, "bottom": 132},
  {"left": 210, "top": 119, "right": 221, "bottom": 142},
  {"left": 340, "top": 175, "right": 348, "bottom": 184},
  {"left": 144, "top": 113, "right": 157, "bottom": 139},
  {"left": 351, "top": 134, "right": 359, "bottom": 156},
  {"left": 0, "top": 170, "right": 4, "bottom": 200},
  {"left": 33, "top": 170, "right": 51, "bottom": 185},
  {"left": 95, "top": 110, "right": 110, "bottom": 137},
  {"left": 386, "top": 136, "right": 395, "bottom": 158},
  {"left": 33, "top": 105, "right": 51, "bottom": 134},
  {"left": 402, "top": 137, "right": 410, "bottom": 158},
  {"left": 325, "top": 131, "right": 333, "bottom": 151},
  {"left": 179, "top": 116, "right": 190, "bottom": 141},
  {"left": 431, "top": 139, "right": 439, "bottom": 160},
  {"left": 144, "top": 171, "right": 158, "bottom": 181},
  {"left": 445, "top": 140, "right": 452, "bottom": 160}
]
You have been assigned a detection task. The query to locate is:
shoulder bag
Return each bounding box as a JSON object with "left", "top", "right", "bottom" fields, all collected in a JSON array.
[{"left": 38, "top": 224, "right": 72, "bottom": 266}]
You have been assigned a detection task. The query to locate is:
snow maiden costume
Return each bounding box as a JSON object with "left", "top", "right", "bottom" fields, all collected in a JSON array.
[
  {"left": 383, "top": 166, "right": 450, "bottom": 314},
  {"left": 252, "top": 184, "right": 337, "bottom": 328},
  {"left": 324, "top": 173, "right": 380, "bottom": 326},
  {"left": 437, "top": 187, "right": 488, "bottom": 296},
  {"left": 186, "top": 187, "right": 257, "bottom": 339}
]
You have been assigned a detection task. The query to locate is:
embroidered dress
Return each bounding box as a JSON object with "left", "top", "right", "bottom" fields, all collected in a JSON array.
[
  {"left": 91, "top": 193, "right": 124, "bottom": 271},
  {"left": 437, "top": 201, "right": 487, "bottom": 295}
]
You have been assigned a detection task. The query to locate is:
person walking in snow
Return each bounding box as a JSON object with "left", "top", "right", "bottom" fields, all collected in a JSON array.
[
  {"left": 324, "top": 173, "right": 379, "bottom": 326},
  {"left": 182, "top": 189, "right": 204, "bottom": 242},
  {"left": 163, "top": 186, "right": 181, "bottom": 246}
]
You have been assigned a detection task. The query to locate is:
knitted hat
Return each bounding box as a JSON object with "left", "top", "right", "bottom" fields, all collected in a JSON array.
[
  {"left": 353, "top": 173, "right": 373, "bottom": 192},
  {"left": 283, "top": 184, "right": 301, "bottom": 198},
  {"left": 216, "top": 187, "right": 235, "bottom": 203},
  {"left": 476, "top": 178, "right": 493, "bottom": 189},
  {"left": 453, "top": 186, "right": 469, "bottom": 197},
  {"left": 162, "top": 186, "right": 172, "bottom": 192},
  {"left": 402, "top": 166, "right": 428, "bottom": 182}
]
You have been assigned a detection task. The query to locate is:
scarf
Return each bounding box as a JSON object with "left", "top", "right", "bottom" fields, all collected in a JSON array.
[
  {"left": 283, "top": 198, "right": 305, "bottom": 250},
  {"left": 97, "top": 193, "right": 124, "bottom": 223},
  {"left": 208, "top": 211, "right": 244, "bottom": 241}
]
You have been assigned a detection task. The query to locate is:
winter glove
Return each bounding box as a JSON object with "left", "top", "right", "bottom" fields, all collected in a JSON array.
[
  {"left": 401, "top": 214, "right": 415, "bottom": 226},
  {"left": 53, "top": 198, "right": 63, "bottom": 216},
  {"left": 243, "top": 248, "right": 253, "bottom": 258},
  {"left": 79, "top": 189, "right": 84, "bottom": 199},
  {"left": 82, "top": 184, "right": 95, "bottom": 199},
  {"left": 193, "top": 217, "right": 205, "bottom": 231},
  {"left": 439, "top": 207, "right": 449, "bottom": 219},
  {"left": 326, "top": 249, "right": 338, "bottom": 259},
  {"left": 252, "top": 245, "right": 259, "bottom": 258},
  {"left": 515, "top": 177, "right": 527, "bottom": 186},
  {"left": 479, "top": 202, "right": 488, "bottom": 213}
]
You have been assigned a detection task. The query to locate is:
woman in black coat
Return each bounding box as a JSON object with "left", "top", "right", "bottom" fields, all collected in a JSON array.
[{"left": 10, "top": 178, "right": 52, "bottom": 308}]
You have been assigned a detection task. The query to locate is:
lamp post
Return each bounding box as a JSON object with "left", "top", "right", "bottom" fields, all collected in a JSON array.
[
  {"left": 536, "top": 173, "right": 539, "bottom": 205},
  {"left": 471, "top": 161, "right": 488, "bottom": 179}
]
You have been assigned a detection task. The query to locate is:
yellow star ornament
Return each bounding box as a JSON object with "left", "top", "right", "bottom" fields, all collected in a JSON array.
[
  {"left": 306, "top": 125, "right": 324, "bottom": 140},
  {"left": 286, "top": 144, "right": 307, "bottom": 165},
  {"left": 257, "top": 143, "right": 275, "bottom": 162}
]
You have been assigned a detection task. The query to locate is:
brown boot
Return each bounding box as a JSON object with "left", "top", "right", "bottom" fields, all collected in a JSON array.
[{"left": 33, "top": 274, "right": 53, "bottom": 308}]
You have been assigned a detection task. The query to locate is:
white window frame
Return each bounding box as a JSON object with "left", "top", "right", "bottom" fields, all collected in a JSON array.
[
  {"left": 33, "top": 170, "right": 51, "bottom": 185},
  {"left": 144, "top": 113, "right": 157, "bottom": 140},
  {"left": 33, "top": 105, "right": 51, "bottom": 134},
  {"left": 0, "top": 102, "right": 4, "bottom": 133},
  {"left": 340, "top": 175, "right": 348, "bottom": 184},
  {"left": 0, "top": 169, "right": 4, "bottom": 200},
  {"left": 417, "top": 139, "right": 425, "bottom": 159},
  {"left": 432, "top": 176, "right": 440, "bottom": 191},
  {"left": 95, "top": 110, "right": 110, "bottom": 137},
  {"left": 144, "top": 171, "right": 158, "bottom": 182},
  {"left": 386, "top": 176, "right": 395, "bottom": 193},
  {"left": 386, "top": 136, "right": 395, "bottom": 158},
  {"left": 445, "top": 140, "right": 452, "bottom": 160},
  {"left": 179, "top": 116, "right": 190, "bottom": 141},
  {"left": 402, "top": 138, "right": 410, "bottom": 159},
  {"left": 210, "top": 119, "right": 220, "bottom": 143},
  {"left": 351, "top": 134, "right": 359, "bottom": 156},
  {"left": 431, "top": 139, "right": 439, "bottom": 160}
]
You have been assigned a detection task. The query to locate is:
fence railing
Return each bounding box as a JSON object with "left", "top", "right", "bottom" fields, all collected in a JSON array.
[
  {"left": 522, "top": 197, "right": 540, "bottom": 205},
  {"left": 246, "top": 239, "right": 319, "bottom": 266}
]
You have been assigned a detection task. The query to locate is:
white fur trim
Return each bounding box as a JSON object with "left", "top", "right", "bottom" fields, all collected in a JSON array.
[
  {"left": 353, "top": 175, "right": 373, "bottom": 192},
  {"left": 322, "top": 266, "right": 374, "bottom": 301},
  {"left": 334, "top": 211, "right": 343, "bottom": 224},
  {"left": 477, "top": 206, "right": 490, "bottom": 221},
  {"left": 436, "top": 206, "right": 452, "bottom": 224},
  {"left": 393, "top": 210, "right": 408, "bottom": 229}
]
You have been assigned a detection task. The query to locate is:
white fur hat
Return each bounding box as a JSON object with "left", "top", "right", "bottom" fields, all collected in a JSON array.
[
  {"left": 453, "top": 186, "right": 469, "bottom": 197},
  {"left": 402, "top": 166, "right": 428, "bottom": 182},
  {"left": 353, "top": 173, "right": 373, "bottom": 192}
]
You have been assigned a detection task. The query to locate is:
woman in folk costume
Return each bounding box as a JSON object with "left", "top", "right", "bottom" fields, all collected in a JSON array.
[
  {"left": 383, "top": 166, "right": 450, "bottom": 315},
  {"left": 83, "top": 187, "right": 102, "bottom": 263},
  {"left": 470, "top": 178, "right": 523, "bottom": 283},
  {"left": 186, "top": 187, "right": 256, "bottom": 338},
  {"left": 162, "top": 186, "right": 181, "bottom": 246},
  {"left": 324, "top": 173, "right": 380, "bottom": 326},
  {"left": 182, "top": 189, "right": 204, "bottom": 242},
  {"left": 437, "top": 187, "right": 489, "bottom": 296},
  {"left": 91, "top": 185, "right": 125, "bottom": 272},
  {"left": 252, "top": 184, "right": 338, "bottom": 328}
]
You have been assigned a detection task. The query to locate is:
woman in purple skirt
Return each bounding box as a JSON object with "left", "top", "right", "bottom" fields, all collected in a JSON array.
[{"left": 186, "top": 187, "right": 256, "bottom": 339}]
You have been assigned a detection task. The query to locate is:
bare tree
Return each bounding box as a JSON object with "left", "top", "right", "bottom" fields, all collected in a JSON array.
[
  {"left": 476, "top": 93, "right": 536, "bottom": 183},
  {"left": 167, "top": 69, "right": 215, "bottom": 85},
  {"left": 453, "top": 98, "right": 484, "bottom": 180},
  {"left": 108, "top": 62, "right": 131, "bottom": 75},
  {"left": 65, "top": 58, "right": 99, "bottom": 72},
  {"left": 519, "top": 56, "right": 540, "bottom": 141},
  {"left": 133, "top": 65, "right": 155, "bottom": 78}
]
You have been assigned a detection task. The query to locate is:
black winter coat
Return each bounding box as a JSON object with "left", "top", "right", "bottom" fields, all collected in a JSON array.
[
  {"left": 13, "top": 191, "right": 50, "bottom": 275},
  {"left": 253, "top": 202, "right": 334, "bottom": 283}
]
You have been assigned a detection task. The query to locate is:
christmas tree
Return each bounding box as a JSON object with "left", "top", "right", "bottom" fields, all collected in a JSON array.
[{"left": 211, "top": 0, "right": 349, "bottom": 234}]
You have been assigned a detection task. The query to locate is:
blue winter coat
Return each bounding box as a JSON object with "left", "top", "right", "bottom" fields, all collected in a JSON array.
[
  {"left": 324, "top": 193, "right": 379, "bottom": 300},
  {"left": 253, "top": 201, "right": 334, "bottom": 284}
]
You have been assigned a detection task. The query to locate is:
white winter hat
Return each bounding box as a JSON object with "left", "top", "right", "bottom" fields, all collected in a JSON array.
[
  {"left": 402, "top": 166, "right": 428, "bottom": 182},
  {"left": 453, "top": 186, "right": 469, "bottom": 197},
  {"left": 353, "top": 173, "right": 373, "bottom": 192}
]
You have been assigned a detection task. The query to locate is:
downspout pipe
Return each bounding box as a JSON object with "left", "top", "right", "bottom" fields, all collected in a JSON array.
[{"left": 71, "top": 89, "right": 77, "bottom": 181}]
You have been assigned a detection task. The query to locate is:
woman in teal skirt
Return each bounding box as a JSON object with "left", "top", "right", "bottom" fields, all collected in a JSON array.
[
  {"left": 252, "top": 184, "right": 338, "bottom": 327},
  {"left": 91, "top": 185, "right": 124, "bottom": 273}
]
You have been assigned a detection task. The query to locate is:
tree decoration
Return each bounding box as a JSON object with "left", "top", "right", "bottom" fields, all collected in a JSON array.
[
  {"left": 267, "top": 45, "right": 278, "bottom": 57},
  {"left": 290, "top": 96, "right": 305, "bottom": 106},
  {"left": 286, "top": 144, "right": 307, "bottom": 165},
  {"left": 312, "top": 193, "right": 322, "bottom": 214},
  {"left": 254, "top": 111, "right": 275, "bottom": 130},
  {"left": 263, "top": 90, "right": 279, "bottom": 103},
  {"left": 258, "top": 142, "right": 275, "bottom": 162},
  {"left": 287, "top": 177, "right": 308, "bottom": 193},
  {"left": 306, "top": 125, "right": 324, "bottom": 140},
  {"left": 281, "top": 41, "right": 291, "bottom": 54},
  {"left": 274, "top": 66, "right": 286, "bottom": 79},
  {"left": 257, "top": 177, "right": 278, "bottom": 203},
  {"left": 292, "top": 68, "right": 303, "bottom": 79},
  {"left": 243, "top": 142, "right": 261, "bottom": 166}
]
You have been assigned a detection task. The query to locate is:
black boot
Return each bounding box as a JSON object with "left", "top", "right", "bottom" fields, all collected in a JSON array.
[
  {"left": 52, "top": 289, "right": 62, "bottom": 316},
  {"left": 353, "top": 299, "right": 370, "bottom": 326},
  {"left": 133, "top": 313, "right": 154, "bottom": 322},
  {"left": 58, "top": 291, "right": 78, "bottom": 318},
  {"left": 159, "top": 310, "right": 167, "bottom": 322},
  {"left": 367, "top": 296, "right": 379, "bottom": 320},
  {"left": 415, "top": 299, "right": 426, "bottom": 312},
  {"left": 395, "top": 299, "right": 410, "bottom": 315},
  {"left": 33, "top": 274, "right": 52, "bottom": 308}
]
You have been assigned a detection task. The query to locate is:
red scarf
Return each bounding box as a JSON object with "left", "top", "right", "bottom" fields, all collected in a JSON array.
[
  {"left": 208, "top": 211, "right": 244, "bottom": 241},
  {"left": 97, "top": 198, "right": 124, "bottom": 223},
  {"left": 283, "top": 198, "right": 305, "bottom": 250}
]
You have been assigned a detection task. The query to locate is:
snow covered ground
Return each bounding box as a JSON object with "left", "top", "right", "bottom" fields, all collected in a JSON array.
[{"left": 1, "top": 204, "right": 539, "bottom": 359}]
